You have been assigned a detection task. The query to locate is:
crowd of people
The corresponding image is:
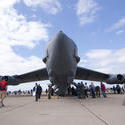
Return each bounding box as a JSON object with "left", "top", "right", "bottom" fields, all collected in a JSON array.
[
  {"left": 112, "top": 85, "right": 125, "bottom": 94},
  {"left": 0, "top": 77, "right": 125, "bottom": 107},
  {"left": 67, "top": 82, "right": 107, "bottom": 99},
  {"left": 7, "top": 90, "right": 32, "bottom": 96},
  {"left": 43, "top": 82, "right": 125, "bottom": 99},
  {"left": 69, "top": 82, "right": 125, "bottom": 99}
]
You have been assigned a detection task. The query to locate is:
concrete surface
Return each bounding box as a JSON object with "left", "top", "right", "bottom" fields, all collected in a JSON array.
[{"left": 0, "top": 94, "right": 125, "bottom": 125}]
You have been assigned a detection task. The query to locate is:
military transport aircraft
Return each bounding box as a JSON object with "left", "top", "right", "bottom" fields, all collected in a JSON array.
[{"left": 0, "top": 31, "right": 125, "bottom": 95}]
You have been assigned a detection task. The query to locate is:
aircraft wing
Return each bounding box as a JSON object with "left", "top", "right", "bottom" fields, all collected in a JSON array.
[
  {"left": 75, "top": 67, "right": 110, "bottom": 82},
  {"left": 75, "top": 67, "right": 125, "bottom": 84},
  {"left": 0, "top": 68, "right": 49, "bottom": 85}
]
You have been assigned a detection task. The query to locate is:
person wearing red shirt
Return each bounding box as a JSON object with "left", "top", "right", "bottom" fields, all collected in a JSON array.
[
  {"left": 101, "top": 82, "right": 107, "bottom": 98},
  {"left": 0, "top": 77, "right": 8, "bottom": 107}
]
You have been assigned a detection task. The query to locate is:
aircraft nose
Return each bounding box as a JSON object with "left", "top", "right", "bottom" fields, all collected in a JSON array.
[
  {"left": 52, "top": 31, "right": 70, "bottom": 51},
  {"left": 57, "top": 30, "right": 64, "bottom": 36},
  {"left": 54, "top": 31, "right": 67, "bottom": 42}
]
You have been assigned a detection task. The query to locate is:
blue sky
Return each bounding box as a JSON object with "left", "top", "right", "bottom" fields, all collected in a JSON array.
[
  {"left": 12, "top": 0, "right": 125, "bottom": 57},
  {"left": 0, "top": 0, "right": 125, "bottom": 91}
]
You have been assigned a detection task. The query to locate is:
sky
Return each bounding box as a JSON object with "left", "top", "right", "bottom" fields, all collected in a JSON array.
[{"left": 0, "top": 0, "right": 125, "bottom": 91}]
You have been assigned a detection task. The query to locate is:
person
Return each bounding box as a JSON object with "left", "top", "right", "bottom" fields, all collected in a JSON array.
[
  {"left": 51, "top": 88, "right": 54, "bottom": 96},
  {"left": 71, "top": 86, "right": 75, "bottom": 96},
  {"left": 123, "top": 83, "right": 125, "bottom": 91},
  {"left": 81, "top": 82, "right": 85, "bottom": 99},
  {"left": 121, "top": 87, "right": 124, "bottom": 94},
  {"left": 101, "top": 82, "right": 107, "bottom": 98},
  {"left": 31, "top": 89, "right": 33, "bottom": 96},
  {"left": 95, "top": 86, "right": 100, "bottom": 97},
  {"left": 33, "top": 83, "right": 39, "bottom": 102},
  {"left": 48, "top": 85, "right": 52, "bottom": 99},
  {"left": 113, "top": 86, "right": 116, "bottom": 94},
  {"left": 91, "top": 82, "right": 96, "bottom": 98},
  {"left": 37, "top": 84, "right": 42, "bottom": 99},
  {"left": 84, "top": 83, "right": 88, "bottom": 98},
  {"left": 45, "top": 89, "right": 48, "bottom": 95},
  {"left": 0, "top": 77, "right": 8, "bottom": 107},
  {"left": 123, "top": 84, "right": 125, "bottom": 94},
  {"left": 76, "top": 83, "right": 82, "bottom": 99},
  {"left": 116, "top": 85, "right": 121, "bottom": 94},
  {"left": 67, "top": 87, "right": 71, "bottom": 95}
]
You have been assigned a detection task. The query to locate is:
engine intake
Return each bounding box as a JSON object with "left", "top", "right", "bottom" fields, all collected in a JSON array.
[
  {"left": 0, "top": 75, "right": 19, "bottom": 85},
  {"left": 107, "top": 74, "right": 124, "bottom": 84},
  {"left": 117, "top": 74, "right": 123, "bottom": 81}
]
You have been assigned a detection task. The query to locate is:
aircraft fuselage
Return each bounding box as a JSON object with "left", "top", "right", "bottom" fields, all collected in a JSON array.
[{"left": 43, "top": 31, "right": 80, "bottom": 93}]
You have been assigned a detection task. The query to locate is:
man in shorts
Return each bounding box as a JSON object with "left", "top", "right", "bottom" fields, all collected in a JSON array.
[{"left": 0, "top": 77, "right": 8, "bottom": 107}]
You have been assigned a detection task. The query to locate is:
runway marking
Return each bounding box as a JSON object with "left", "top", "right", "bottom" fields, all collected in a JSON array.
[
  {"left": 39, "top": 113, "right": 49, "bottom": 116},
  {"left": 79, "top": 100, "right": 110, "bottom": 125}
]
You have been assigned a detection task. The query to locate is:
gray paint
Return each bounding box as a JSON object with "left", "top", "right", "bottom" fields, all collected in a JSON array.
[{"left": 46, "top": 32, "right": 78, "bottom": 83}]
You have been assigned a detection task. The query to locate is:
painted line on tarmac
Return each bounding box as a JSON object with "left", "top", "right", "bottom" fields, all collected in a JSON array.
[{"left": 80, "top": 100, "right": 110, "bottom": 125}]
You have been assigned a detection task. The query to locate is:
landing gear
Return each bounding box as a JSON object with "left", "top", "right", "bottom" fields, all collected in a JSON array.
[
  {"left": 55, "top": 86, "right": 66, "bottom": 97},
  {"left": 48, "top": 85, "right": 52, "bottom": 99},
  {"left": 48, "top": 93, "right": 51, "bottom": 99}
]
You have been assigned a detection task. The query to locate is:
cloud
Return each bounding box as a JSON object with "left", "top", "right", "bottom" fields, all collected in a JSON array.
[
  {"left": 76, "top": 0, "right": 100, "bottom": 25},
  {"left": 116, "top": 30, "right": 124, "bottom": 35},
  {"left": 0, "top": 0, "right": 50, "bottom": 76},
  {"left": 108, "top": 17, "right": 125, "bottom": 34},
  {"left": 0, "top": 8, "right": 49, "bottom": 48},
  {"left": 82, "top": 48, "right": 125, "bottom": 74},
  {"left": 0, "top": 0, "right": 19, "bottom": 9},
  {"left": 110, "top": 17, "right": 125, "bottom": 30},
  {"left": 23, "top": 0, "right": 62, "bottom": 15},
  {"left": 86, "top": 49, "right": 111, "bottom": 59}
]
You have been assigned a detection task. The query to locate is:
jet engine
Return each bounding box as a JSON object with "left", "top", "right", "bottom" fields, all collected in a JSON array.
[
  {"left": 106, "top": 74, "right": 124, "bottom": 84},
  {"left": 0, "top": 75, "right": 19, "bottom": 85}
]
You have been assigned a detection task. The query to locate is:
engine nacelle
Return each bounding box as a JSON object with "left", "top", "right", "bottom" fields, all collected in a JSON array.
[
  {"left": 106, "top": 74, "right": 124, "bottom": 84},
  {"left": 0, "top": 75, "right": 19, "bottom": 85},
  {"left": 122, "top": 74, "right": 125, "bottom": 83}
]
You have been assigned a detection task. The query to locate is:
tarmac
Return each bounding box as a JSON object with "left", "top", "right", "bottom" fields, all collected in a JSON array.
[{"left": 0, "top": 94, "right": 125, "bottom": 125}]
